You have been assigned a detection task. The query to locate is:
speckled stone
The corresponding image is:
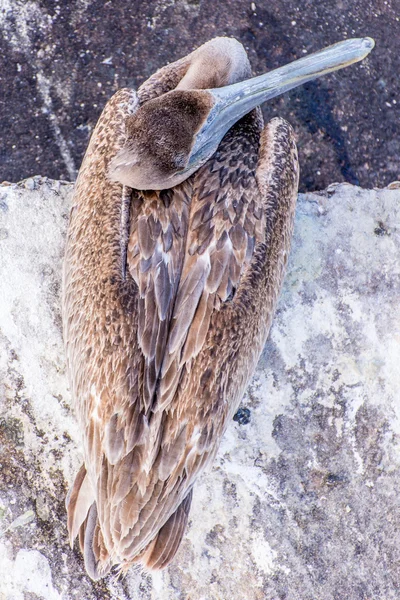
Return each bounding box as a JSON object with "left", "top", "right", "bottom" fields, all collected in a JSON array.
[{"left": 1, "top": 178, "right": 400, "bottom": 599}]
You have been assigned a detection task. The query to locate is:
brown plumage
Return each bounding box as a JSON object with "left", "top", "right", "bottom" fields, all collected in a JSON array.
[{"left": 62, "top": 36, "right": 374, "bottom": 579}]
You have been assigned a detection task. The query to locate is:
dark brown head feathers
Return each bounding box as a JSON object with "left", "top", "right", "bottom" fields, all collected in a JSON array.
[
  {"left": 109, "top": 90, "right": 214, "bottom": 189},
  {"left": 129, "top": 91, "right": 214, "bottom": 173}
]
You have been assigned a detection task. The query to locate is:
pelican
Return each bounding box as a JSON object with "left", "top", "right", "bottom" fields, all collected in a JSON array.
[{"left": 63, "top": 37, "right": 374, "bottom": 579}]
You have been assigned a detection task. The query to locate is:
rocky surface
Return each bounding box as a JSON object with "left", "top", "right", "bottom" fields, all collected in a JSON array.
[
  {"left": 1, "top": 177, "right": 400, "bottom": 599},
  {"left": 0, "top": 0, "right": 399, "bottom": 191}
]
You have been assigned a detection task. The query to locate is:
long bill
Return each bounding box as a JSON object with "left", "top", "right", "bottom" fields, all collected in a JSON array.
[{"left": 187, "top": 37, "right": 374, "bottom": 170}]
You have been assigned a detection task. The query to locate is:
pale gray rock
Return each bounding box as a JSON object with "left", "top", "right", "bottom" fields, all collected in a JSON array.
[{"left": 0, "top": 177, "right": 400, "bottom": 599}]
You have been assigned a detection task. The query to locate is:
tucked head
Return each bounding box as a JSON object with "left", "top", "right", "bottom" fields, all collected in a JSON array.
[
  {"left": 109, "top": 37, "right": 374, "bottom": 191},
  {"left": 109, "top": 90, "right": 214, "bottom": 190}
]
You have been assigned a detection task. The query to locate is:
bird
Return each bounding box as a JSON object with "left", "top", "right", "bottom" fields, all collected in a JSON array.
[{"left": 62, "top": 36, "right": 374, "bottom": 579}]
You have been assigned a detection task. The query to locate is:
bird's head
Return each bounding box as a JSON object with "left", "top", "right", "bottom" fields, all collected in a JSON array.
[
  {"left": 109, "top": 89, "right": 214, "bottom": 190},
  {"left": 109, "top": 37, "right": 374, "bottom": 191}
]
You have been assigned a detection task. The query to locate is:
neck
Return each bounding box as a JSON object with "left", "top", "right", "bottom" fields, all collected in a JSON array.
[
  {"left": 66, "top": 90, "right": 137, "bottom": 283},
  {"left": 176, "top": 38, "right": 252, "bottom": 91}
]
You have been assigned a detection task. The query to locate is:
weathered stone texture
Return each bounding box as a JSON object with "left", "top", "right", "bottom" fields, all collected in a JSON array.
[{"left": 0, "top": 178, "right": 399, "bottom": 599}]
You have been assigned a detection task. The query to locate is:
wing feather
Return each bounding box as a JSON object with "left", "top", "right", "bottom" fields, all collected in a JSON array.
[
  {"left": 66, "top": 464, "right": 95, "bottom": 545},
  {"left": 154, "top": 124, "right": 265, "bottom": 415},
  {"left": 98, "top": 118, "right": 269, "bottom": 564},
  {"left": 145, "top": 489, "right": 193, "bottom": 569},
  {"left": 127, "top": 186, "right": 190, "bottom": 411}
]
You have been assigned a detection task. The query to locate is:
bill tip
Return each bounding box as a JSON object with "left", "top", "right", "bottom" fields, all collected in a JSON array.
[{"left": 362, "top": 37, "right": 375, "bottom": 52}]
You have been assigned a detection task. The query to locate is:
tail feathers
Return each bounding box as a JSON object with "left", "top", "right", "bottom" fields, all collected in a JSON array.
[
  {"left": 144, "top": 489, "right": 193, "bottom": 570},
  {"left": 82, "top": 502, "right": 111, "bottom": 581},
  {"left": 67, "top": 464, "right": 193, "bottom": 578},
  {"left": 66, "top": 463, "right": 95, "bottom": 545},
  {"left": 67, "top": 464, "right": 111, "bottom": 581}
]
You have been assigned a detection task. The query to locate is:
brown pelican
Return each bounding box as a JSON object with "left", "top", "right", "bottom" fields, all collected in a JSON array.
[{"left": 63, "top": 37, "right": 373, "bottom": 579}]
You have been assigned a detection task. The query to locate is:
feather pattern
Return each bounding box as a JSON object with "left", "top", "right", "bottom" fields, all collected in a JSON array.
[
  {"left": 144, "top": 488, "right": 193, "bottom": 569},
  {"left": 127, "top": 185, "right": 191, "bottom": 411},
  {"left": 63, "top": 37, "right": 299, "bottom": 579},
  {"left": 156, "top": 118, "right": 266, "bottom": 413}
]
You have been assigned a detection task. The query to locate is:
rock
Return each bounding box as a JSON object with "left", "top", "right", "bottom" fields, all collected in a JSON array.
[
  {"left": 1, "top": 178, "right": 400, "bottom": 599},
  {"left": 0, "top": 0, "right": 398, "bottom": 191}
]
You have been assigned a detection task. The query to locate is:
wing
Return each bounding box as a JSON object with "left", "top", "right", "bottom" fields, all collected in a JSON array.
[
  {"left": 126, "top": 184, "right": 190, "bottom": 412},
  {"left": 141, "top": 119, "right": 298, "bottom": 565},
  {"left": 63, "top": 63, "right": 203, "bottom": 575},
  {"left": 156, "top": 114, "right": 266, "bottom": 413},
  {"left": 119, "top": 120, "right": 296, "bottom": 575}
]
